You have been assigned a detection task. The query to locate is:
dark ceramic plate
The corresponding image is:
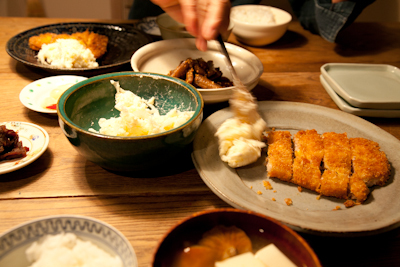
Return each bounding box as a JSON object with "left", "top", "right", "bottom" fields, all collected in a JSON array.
[{"left": 6, "top": 22, "right": 153, "bottom": 76}]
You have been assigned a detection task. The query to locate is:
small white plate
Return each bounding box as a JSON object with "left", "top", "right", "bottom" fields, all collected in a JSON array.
[
  {"left": 0, "top": 122, "right": 49, "bottom": 175},
  {"left": 320, "top": 75, "right": 400, "bottom": 118},
  {"left": 321, "top": 63, "right": 400, "bottom": 109},
  {"left": 19, "top": 75, "right": 87, "bottom": 114},
  {"left": 131, "top": 38, "right": 263, "bottom": 104}
]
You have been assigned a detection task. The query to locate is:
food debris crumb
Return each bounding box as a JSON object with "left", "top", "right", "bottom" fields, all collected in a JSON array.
[
  {"left": 316, "top": 195, "right": 321, "bottom": 200},
  {"left": 297, "top": 186, "right": 302, "bottom": 192},
  {"left": 249, "top": 185, "right": 253, "bottom": 189},
  {"left": 271, "top": 198, "right": 276, "bottom": 201},
  {"left": 344, "top": 200, "right": 356, "bottom": 208},
  {"left": 333, "top": 206, "right": 341, "bottom": 211},
  {"left": 273, "top": 190, "right": 277, "bottom": 193},
  {"left": 284, "top": 198, "right": 292, "bottom": 206},
  {"left": 263, "top": 180, "right": 273, "bottom": 190},
  {"left": 257, "top": 190, "right": 262, "bottom": 195}
]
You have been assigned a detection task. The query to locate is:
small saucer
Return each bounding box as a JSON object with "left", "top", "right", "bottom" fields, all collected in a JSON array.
[{"left": 19, "top": 75, "right": 87, "bottom": 114}]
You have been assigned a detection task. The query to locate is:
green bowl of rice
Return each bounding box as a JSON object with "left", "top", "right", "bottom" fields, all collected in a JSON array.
[{"left": 57, "top": 71, "right": 203, "bottom": 172}]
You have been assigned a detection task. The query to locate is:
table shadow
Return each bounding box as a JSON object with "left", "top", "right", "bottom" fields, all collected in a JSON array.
[
  {"left": 82, "top": 144, "right": 196, "bottom": 179},
  {"left": 0, "top": 149, "right": 52, "bottom": 192},
  {"left": 335, "top": 22, "right": 400, "bottom": 57},
  {"left": 301, "top": 224, "right": 400, "bottom": 267},
  {"left": 12, "top": 58, "right": 133, "bottom": 80},
  {"left": 22, "top": 109, "right": 60, "bottom": 127},
  {"left": 235, "top": 30, "right": 308, "bottom": 50},
  {"left": 266, "top": 30, "right": 308, "bottom": 49}
]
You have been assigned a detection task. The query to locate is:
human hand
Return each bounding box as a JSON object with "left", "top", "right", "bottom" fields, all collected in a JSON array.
[{"left": 151, "top": 0, "right": 231, "bottom": 51}]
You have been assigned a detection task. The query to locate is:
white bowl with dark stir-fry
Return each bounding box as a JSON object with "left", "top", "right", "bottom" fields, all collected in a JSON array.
[{"left": 131, "top": 38, "right": 263, "bottom": 104}]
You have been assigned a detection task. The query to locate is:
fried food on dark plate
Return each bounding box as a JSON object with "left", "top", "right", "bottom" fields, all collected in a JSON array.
[
  {"left": 28, "top": 29, "right": 108, "bottom": 58},
  {"left": 71, "top": 30, "right": 108, "bottom": 58}
]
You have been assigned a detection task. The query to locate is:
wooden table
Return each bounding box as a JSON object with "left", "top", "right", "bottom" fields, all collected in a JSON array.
[{"left": 1, "top": 17, "right": 400, "bottom": 267}]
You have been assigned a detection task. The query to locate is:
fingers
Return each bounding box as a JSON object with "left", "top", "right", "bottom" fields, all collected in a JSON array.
[
  {"left": 179, "top": 0, "right": 199, "bottom": 37},
  {"left": 150, "top": 0, "right": 184, "bottom": 22},
  {"left": 196, "top": 37, "right": 208, "bottom": 52},
  {"left": 151, "top": 0, "right": 231, "bottom": 51},
  {"left": 200, "top": 0, "right": 231, "bottom": 41},
  {"left": 151, "top": 0, "right": 199, "bottom": 36}
]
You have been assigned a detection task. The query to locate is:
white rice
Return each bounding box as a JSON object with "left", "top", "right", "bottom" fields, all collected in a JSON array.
[
  {"left": 231, "top": 6, "right": 276, "bottom": 25},
  {"left": 89, "top": 80, "right": 194, "bottom": 137},
  {"left": 25, "top": 232, "right": 123, "bottom": 267},
  {"left": 37, "top": 38, "right": 99, "bottom": 69}
]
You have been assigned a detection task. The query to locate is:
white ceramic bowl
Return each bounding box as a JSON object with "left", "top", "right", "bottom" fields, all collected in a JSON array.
[
  {"left": 131, "top": 38, "right": 263, "bottom": 104},
  {"left": 230, "top": 5, "right": 292, "bottom": 46},
  {"left": 156, "top": 13, "right": 233, "bottom": 41},
  {"left": 0, "top": 215, "right": 137, "bottom": 267}
]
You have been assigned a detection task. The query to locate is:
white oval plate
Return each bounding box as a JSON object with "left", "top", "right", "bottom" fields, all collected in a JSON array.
[
  {"left": 131, "top": 38, "right": 263, "bottom": 104},
  {"left": 19, "top": 75, "right": 87, "bottom": 114},
  {"left": 0, "top": 122, "right": 49, "bottom": 175},
  {"left": 192, "top": 101, "right": 400, "bottom": 235}
]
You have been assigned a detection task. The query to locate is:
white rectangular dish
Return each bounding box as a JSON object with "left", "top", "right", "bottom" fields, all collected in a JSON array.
[
  {"left": 321, "top": 63, "right": 400, "bottom": 110},
  {"left": 320, "top": 75, "right": 400, "bottom": 118}
]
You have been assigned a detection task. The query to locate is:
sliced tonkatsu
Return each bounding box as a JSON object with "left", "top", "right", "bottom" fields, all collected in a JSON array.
[
  {"left": 318, "top": 132, "right": 351, "bottom": 199},
  {"left": 349, "top": 137, "right": 391, "bottom": 202},
  {"left": 266, "top": 131, "right": 293, "bottom": 182},
  {"left": 292, "top": 130, "right": 324, "bottom": 191},
  {"left": 265, "top": 130, "right": 391, "bottom": 205}
]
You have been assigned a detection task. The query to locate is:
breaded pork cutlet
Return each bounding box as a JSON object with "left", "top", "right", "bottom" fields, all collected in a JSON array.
[
  {"left": 292, "top": 130, "right": 324, "bottom": 191},
  {"left": 28, "top": 29, "right": 108, "bottom": 59},
  {"left": 266, "top": 131, "right": 293, "bottom": 182},
  {"left": 349, "top": 138, "right": 391, "bottom": 202},
  {"left": 318, "top": 132, "right": 351, "bottom": 199},
  {"left": 264, "top": 130, "right": 391, "bottom": 206}
]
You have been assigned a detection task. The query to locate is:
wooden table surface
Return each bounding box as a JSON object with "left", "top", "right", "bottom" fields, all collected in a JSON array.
[{"left": 1, "top": 17, "right": 400, "bottom": 267}]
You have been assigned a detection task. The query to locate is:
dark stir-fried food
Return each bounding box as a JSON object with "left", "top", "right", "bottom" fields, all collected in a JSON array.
[
  {"left": 0, "top": 125, "right": 29, "bottom": 161},
  {"left": 168, "top": 58, "right": 234, "bottom": 89}
]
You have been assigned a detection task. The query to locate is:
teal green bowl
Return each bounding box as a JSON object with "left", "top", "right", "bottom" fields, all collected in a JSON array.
[{"left": 57, "top": 72, "right": 203, "bottom": 172}]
